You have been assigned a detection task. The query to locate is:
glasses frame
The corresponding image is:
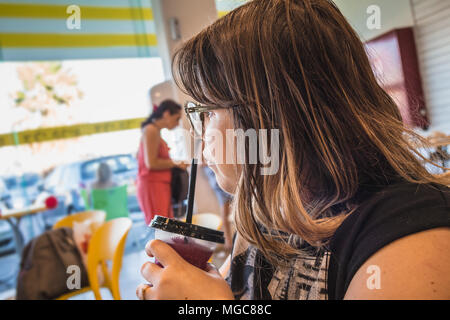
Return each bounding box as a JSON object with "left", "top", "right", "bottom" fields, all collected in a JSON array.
[{"left": 184, "top": 101, "right": 234, "bottom": 137}]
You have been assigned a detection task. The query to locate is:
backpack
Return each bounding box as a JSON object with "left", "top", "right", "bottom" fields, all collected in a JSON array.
[{"left": 16, "top": 227, "right": 89, "bottom": 300}]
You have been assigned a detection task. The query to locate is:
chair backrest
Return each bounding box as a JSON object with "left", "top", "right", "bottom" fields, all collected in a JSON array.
[
  {"left": 91, "top": 185, "right": 129, "bottom": 221},
  {"left": 53, "top": 210, "right": 106, "bottom": 229},
  {"left": 80, "top": 188, "right": 91, "bottom": 210},
  {"left": 86, "top": 217, "right": 132, "bottom": 300},
  {"left": 192, "top": 213, "right": 223, "bottom": 230}
]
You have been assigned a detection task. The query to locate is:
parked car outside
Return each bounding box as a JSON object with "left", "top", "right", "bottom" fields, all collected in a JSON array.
[
  {"left": 0, "top": 178, "right": 11, "bottom": 207},
  {"left": 2, "top": 173, "right": 44, "bottom": 210},
  {"left": 41, "top": 154, "right": 140, "bottom": 215},
  {"left": 0, "top": 200, "right": 15, "bottom": 257}
]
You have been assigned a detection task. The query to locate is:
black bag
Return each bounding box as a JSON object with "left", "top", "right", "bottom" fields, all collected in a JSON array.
[
  {"left": 171, "top": 167, "right": 189, "bottom": 217},
  {"left": 171, "top": 167, "right": 189, "bottom": 203},
  {"left": 16, "top": 227, "right": 89, "bottom": 300}
]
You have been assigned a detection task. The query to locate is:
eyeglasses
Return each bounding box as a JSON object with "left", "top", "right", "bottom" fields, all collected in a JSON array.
[{"left": 184, "top": 101, "right": 234, "bottom": 138}]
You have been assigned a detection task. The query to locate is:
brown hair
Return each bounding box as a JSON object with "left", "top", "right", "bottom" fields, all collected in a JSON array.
[{"left": 173, "top": 0, "right": 449, "bottom": 263}]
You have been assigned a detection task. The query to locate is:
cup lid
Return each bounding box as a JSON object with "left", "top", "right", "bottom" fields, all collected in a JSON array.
[{"left": 150, "top": 215, "right": 225, "bottom": 244}]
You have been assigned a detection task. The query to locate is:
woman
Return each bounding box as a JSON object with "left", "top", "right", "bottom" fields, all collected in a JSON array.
[
  {"left": 136, "top": 99, "right": 188, "bottom": 226},
  {"left": 137, "top": 0, "right": 450, "bottom": 300}
]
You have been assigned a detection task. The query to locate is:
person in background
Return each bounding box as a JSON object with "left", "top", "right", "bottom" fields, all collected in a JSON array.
[
  {"left": 203, "top": 165, "right": 234, "bottom": 251},
  {"left": 81, "top": 162, "right": 118, "bottom": 210},
  {"left": 91, "top": 162, "right": 117, "bottom": 190},
  {"left": 137, "top": 99, "right": 188, "bottom": 226}
]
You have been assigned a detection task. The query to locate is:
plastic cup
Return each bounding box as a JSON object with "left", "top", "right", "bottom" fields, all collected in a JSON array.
[{"left": 149, "top": 215, "right": 225, "bottom": 271}]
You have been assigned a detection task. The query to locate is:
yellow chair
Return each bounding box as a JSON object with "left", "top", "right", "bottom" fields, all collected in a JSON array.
[
  {"left": 56, "top": 217, "right": 132, "bottom": 300},
  {"left": 53, "top": 210, "right": 106, "bottom": 230},
  {"left": 192, "top": 213, "right": 223, "bottom": 231}
]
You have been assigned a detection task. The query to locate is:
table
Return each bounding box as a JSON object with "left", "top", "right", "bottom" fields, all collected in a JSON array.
[{"left": 0, "top": 204, "right": 48, "bottom": 256}]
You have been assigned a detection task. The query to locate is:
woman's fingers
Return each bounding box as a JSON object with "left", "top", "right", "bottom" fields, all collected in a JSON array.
[
  {"left": 140, "top": 261, "right": 162, "bottom": 285},
  {"left": 146, "top": 239, "right": 183, "bottom": 267},
  {"left": 136, "top": 283, "right": 148, "bottom": 300},
  {"left": 137, "top": 283, "right": 154, "bottom": 300},
  {"left": 136, "top": 283, "right": 153, "bottom": 300},
  {"left": 144, "top": 240, "right": 154, "bottom": 257}
]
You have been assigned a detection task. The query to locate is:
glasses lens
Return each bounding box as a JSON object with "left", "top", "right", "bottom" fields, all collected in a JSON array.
[
  {"left": 190, "top": 112, "right": 203, "bottom": 137},
  {"left": 186, "top": 102, "right": 203, "bottom": 137}
]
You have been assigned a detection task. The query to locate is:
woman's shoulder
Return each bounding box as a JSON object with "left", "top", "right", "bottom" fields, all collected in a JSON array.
[
  {"left": 143, "top": 123, "right": 159, "bottom": 134},
  {"left": 349, "top": 180, "right": 448, "bottom": 220},
  {"left": 332, "top": 180, "right": 449, "bottom": 245},
  {"left": 327, "top": 180, "right": 450, "bottom": 299},
  {"left": 143, "top": 124, "right": 161, "bottom": 142}
]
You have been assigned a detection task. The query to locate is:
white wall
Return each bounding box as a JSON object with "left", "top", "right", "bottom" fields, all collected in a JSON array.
[
  {"left": 151, "top": 0, "right": 218, "bottom": 81},
  {"left": 410, "top": 0, "right": 450, "bottom": 135}
]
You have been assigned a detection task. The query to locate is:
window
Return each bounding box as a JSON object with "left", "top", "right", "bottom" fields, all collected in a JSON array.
[
  {"left": 0, "top": 0, "right": 165, "bottom": 177},
  {"left": 116, "top": 155, "right": 138, "bottom": 172},
  {"left": 4, "top": 177, "right": 18, "bottom": 190},
  {"left": 0, "top": 0, "right": 159, "bottom": 61}
]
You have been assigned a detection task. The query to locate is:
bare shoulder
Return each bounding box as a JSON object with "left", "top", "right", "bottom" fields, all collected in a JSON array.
[
  {"left": 344, "top": 227, "right": 450, "bottom": 300},
  {"left": 144, "top": 123, "right": 159, "bottom": 135},
  {"left": 143, "top": 124, "right": 160, "bottom": 140}
]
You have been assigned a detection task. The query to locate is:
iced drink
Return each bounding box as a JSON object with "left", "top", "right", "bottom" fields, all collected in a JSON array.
[{"left": 149, "top": 215, "right": 225, "bottom": 271}]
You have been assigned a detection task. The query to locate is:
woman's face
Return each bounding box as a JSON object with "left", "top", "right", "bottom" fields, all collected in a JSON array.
[
  {"left": 164, "top": 110, "right": 182, "bottom": 130},
  {"left": 202, "top": 109, "right": 241, "bottom": 194}
]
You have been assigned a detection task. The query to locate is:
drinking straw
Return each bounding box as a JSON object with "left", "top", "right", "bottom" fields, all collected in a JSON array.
[{"left": 185, "top": 158, "right": 198, "bottom": 224}]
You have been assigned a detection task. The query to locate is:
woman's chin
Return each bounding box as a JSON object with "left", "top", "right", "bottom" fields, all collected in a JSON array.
[
  {"left": 216, "top": 174, "right": 234, "bottom": 195},
  {"left": 206, "top": 162, "right": 237, "bottom": 195}
]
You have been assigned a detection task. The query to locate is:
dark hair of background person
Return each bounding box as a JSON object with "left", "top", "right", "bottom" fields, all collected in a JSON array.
[
  {"left": 172, "top": 0, "right": 450, "bottom": 264},
  {"left": 141, "top": 99, "right": 182, "bottom": 129}
]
